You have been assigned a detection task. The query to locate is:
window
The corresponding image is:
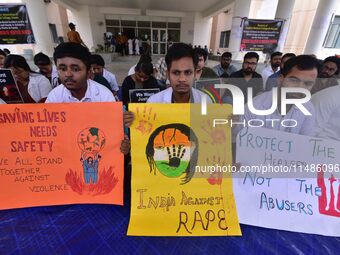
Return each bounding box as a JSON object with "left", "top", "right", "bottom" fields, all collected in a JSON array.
[
  {"left": 219, "top": 30, "right": 230, "bottom": 48},
  {"left": 49, "top": 24, "right": 59, "bottom": 43},
  {"left": 121, "top": 20, "right": 136, "bottom": 27},
  {"left": 106, "top": 19, "right": 120, "bottom": 26},
  {"left": 324, "top": 16, "right": 340, "bottom": 48}
]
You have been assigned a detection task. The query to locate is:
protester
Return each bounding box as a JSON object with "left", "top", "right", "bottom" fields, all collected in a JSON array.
[
  {"left": 34, "top": 52, "right": 60, "bottom": 88},
  {"left": 121, "top": 61, "right": 160, "bottom": 106},
  {"left": 227, "top": 52, "right": 263, "bottom": 103},
  {"left": 261, "top": 51, "right": 282, "bottom": 87},
  {"left": 265, "top": 53, "right": 296, "bottom": 91},
  {"left": 127, "top": 54, "right": 153, "bottom": 76},
  {"left": 194, "top": 48, "right": 218, "bottom": 80},
  {"left": 311, "top": 56, "right": 339, "bottom": 94},
  {"left": 213, "top": 52, "right": 237, "bottom": 77},
  {"left": 90, "top": 54, "right": 119, "bottom": 95},
  {"left": 4, "top": 54, "right": 52, "bottom": 103}
]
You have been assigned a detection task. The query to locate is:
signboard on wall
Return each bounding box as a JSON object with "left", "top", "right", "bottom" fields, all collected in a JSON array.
[
  {"left": 240, "top": 19, "right": 283, "bottom": 52},
  {"left": 0, "top": 5, "right": 35, "bottom": 44}
]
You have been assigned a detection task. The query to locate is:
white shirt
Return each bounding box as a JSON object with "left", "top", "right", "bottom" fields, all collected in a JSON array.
[
  {"left": 312, "top": 85, "right": 340, "bottom": 141},
  {"left": 103, "top": 68, "right": 119, "bottom": 92},
  {"left": 28, "top": 73, "right": 53, "bottom": 102},
  {"left": 261, "top": 66, "right": 280, "bottom": 89},
  {"left": 128, "top": 65, "right": 136, "bottom": 76},
  {"left": 35, "top": 65, "right": 59, "bottom": 88},
  {"left": 147, "top": 87, "right": 212, "bottom": 103},
  {"left": 45, "top": 79, "right": 116, "bottom": 103},
  {"left": 0, "top": 98, "right": 6, "bottom": 104},
  {"left": 233, "top": 90, "right": 315, "bottom": 139}
]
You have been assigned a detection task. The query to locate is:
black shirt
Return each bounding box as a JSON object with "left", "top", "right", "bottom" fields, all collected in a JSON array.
[
  {"left": 122, "top": 75, "right": 160, "bottom": 106},
  {"left": 228, "top": 69, "right": 263, "bottom": 103}
]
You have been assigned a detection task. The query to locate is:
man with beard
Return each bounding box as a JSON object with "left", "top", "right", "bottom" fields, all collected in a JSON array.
[
  {"left": 261, "top": 52, "right": 282, "bottom": 87},
  {"left": 213, "top": 52, "right": 237, "bottom": 78},
  {"left": 193, "top": 48, "right": 218, "bottom": 80},
  {"left": 265, "top": 53, "right": 296, "bottom": 91},
  {"left": 233, "top": 55, "right": 319, "bottom": 138},
  {"left": 228, "top": 52, "right": 263, "bottom": 103},
  {"left": 311, "top": 56, "right": 339, "bottom": 94}
]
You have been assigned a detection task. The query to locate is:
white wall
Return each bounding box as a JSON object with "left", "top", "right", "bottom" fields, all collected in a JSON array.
[
  {"left": 249, "top": 0, "right": 278, "bottom": 19},
  {"left": 180, "top": 12, "right": 195, "bottom": 43},
  {"left": 193, "top": 12, "right": 212, "bottom": 47}
]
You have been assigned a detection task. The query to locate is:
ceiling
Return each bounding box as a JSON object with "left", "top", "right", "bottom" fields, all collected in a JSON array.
[{"left": 59, "top": 0, "right": 224, "bottom": 12}]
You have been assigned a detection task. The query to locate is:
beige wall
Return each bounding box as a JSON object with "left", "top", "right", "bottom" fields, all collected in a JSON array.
[{"left": 283, "top": 0, "right": 319, "bottom": 54}]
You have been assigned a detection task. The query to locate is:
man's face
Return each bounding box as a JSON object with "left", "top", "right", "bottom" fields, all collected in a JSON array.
[
  {"left": 242, "top": 57, "right": 258, "bottom": 75},
  {"left": 91, "top": 64, "right": 104, "bottom": 76},
  {"left": 271, "top": 55, "right": 281, "bottom": 69},
  {"left": 321, "top": 61, "right": 338, "bottom": 78},
  {"left": 221, "top": 56, "right": 231, "bottom": 69},
  {"left": 37, "top": 64, "right": 52, "bottom": 77},
  {"left": 197, "top": 55, "right": 205, "bottom": 71},
  {"left": 167, "top": 57, "right": 196, "bottom": 95},
  {"left": 279, "top": 66, "right": 318, "bottom": 99},
  {"left": 57, "top": 57, "right": 89, "bottom": 92}
]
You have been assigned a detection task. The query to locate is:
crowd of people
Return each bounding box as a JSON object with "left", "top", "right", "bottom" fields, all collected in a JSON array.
[{"left": 0, "top": 38, "right": 339, "bottom": 192}]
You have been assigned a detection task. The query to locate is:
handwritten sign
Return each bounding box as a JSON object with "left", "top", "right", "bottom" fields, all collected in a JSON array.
[
  {"left": 129, "top": 88, "right": 160, "bottom": 103},
  {"left": 234, "top": 127, "right": 340, "bottom": 237},
  {"left": 0, "top": 103, "right": 124, "bottom": 210},
  {"left": 0, "top": 69, "right": 24, "bottom": 103},
  {"left": 127, "top": 103, "right": 241, "bottom": 236}
]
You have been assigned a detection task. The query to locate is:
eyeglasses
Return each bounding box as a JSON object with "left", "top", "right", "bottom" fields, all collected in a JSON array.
[{"left": 244, "top": 61, "right": 257, "bottom": 66}]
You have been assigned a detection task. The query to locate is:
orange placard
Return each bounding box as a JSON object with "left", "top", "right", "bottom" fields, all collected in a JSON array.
[{"left": 0, "top": 102, "right": 124, "bottom": 210}]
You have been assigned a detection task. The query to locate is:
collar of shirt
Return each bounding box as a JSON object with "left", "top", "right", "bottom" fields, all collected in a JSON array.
[{"left": 66, "top": 80, "right": 97, "bottom": 102}]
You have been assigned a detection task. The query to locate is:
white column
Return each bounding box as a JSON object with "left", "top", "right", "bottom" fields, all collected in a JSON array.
[
  {"left": 228, "top": 0, "right": 252, "bottom": 60},
  {"left": 304, "top": 0, "right": 339, "bottom": 56},
  {"left": 275, "top": 0, "right": 295, "bottom": 52},
  {"left": 22, "top": 0, "right": 55, "bottom": 57}
]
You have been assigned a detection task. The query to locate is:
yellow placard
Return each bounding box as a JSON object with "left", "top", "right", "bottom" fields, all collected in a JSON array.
[{"left": 128, "top": 103, "right": 241, "bottom": 236}]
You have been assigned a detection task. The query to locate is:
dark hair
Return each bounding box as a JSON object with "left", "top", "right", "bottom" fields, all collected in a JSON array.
[
  {"left": 221, "top": 52, "right": 232, "bottom": 58},
  {"left": 34, "top": 52, "right": 51, "bottom": 66},
  {"left": 194, "top": 48, "right": 208, "bottom": 62},
  {"left": 271, "top": 51, "right": 283, "bottom": 60},
  {"left": 244, "top": 52, "right": 259, "bottom": 62},
  {"left": 145, "top": 123, "right": 199, "bottom": 184},
  {"left": 90, "top": 54, "right": 105, "bottom": 67},
  {"left": 53, "top": 42, "right": 91, "bottom": 70},
  {"left": 165, "top": 43, "right": 198, "bottom": 70},
  {"left": 0, "top": 49, "right": 6, "bottom": 57},
  {"left": 135, "top": 61, "right": 153, "bottom": 76},
  {"left": 282, "top": 53, "right": 296, "bottom": 60},
  {"left": 324, "top": 56, "right": 340, "bottom": 74},
  {"left": 281, "top": 55, "right": 320, "bottom": 76},
  {"left": 138, "top": 54, "right": 152, "bottom": 63},
  {"left": 3, "top": 48, "right": 10, "bottom": 55},
  {"left": 68, "top": 23, "right": 75, "bottom": 29},
  {"left": 4, "top": 54, "right": 34, "bottom": 72}
]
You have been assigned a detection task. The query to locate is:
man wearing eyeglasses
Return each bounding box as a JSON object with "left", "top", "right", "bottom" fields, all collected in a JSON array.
[{"left": 227, "top": 52, "right": 263, "bottom": 103}]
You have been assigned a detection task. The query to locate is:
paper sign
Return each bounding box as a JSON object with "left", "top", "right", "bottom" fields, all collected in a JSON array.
[
  {"left": 127, "top": 103, "right": 241, "bottom": 236},
  {"left": 0, "top": 69, "right": 24, "bottom": 104},
  {"left": 0, "top": 103, "right": 124, "bottom": 210},
  {"left": 129, "top": 88, "right": 160, "bottom": 103},
  {"left": 234, "top": 127, "right": 340, "bottom": 237}
]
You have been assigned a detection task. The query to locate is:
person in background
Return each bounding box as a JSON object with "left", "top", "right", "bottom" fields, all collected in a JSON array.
[
  {"left": 261, "top": 51, "right": 282, "bottom": 87},
  {"left": 121, "top": 61, "right": 160, "bottom": 106},
  {"left": 128, "top": 54, "right": 153, "bottom": 76},
  {"left": 0, "top": 49, "right": 6, "bottom": 68},
  {"left": 265, "top": 53, "right": 296, "bottom": 91},
  {"left": 194, "top": 48, "right": 218, "bottom": 80},
  {"left": 213, "top": 52, "right": 237, "bottom": 78},
  {"left": 227, "top": 52, "right": 263, "bottom": 103},
  {"left": 3, "top": 48, "right": 10, "bottom": 55},
  {"left": 311, "top": 56, "right": 339, "bottom": 94},
  {"left": 34, "top": 52, "right": 60, "bottom": 88},
  {"left": 90, "top": 54, "right": 119, "bottom": 97},
  {"left": 134, "top": 37, "right": 140, "bottom": 55},
  {"left": 67, "top": 22, "right": 87, "bottom": 48},
  {"left": 4, "top": 55, "right": 52, "bottom": 103}
]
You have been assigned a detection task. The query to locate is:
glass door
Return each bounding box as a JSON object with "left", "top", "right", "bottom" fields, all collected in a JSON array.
[{"left": 152, "top": 29, "right": 167, "bottom": 55}]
